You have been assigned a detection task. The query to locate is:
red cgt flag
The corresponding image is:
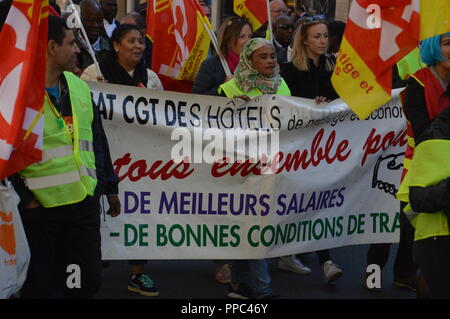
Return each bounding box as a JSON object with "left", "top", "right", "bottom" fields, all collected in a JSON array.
[
  {"left": 0, "top": 0, "right": 48, "bottom": 180},
  {"left": 147, "top": 0, "right": 211, "bottom": 92}
]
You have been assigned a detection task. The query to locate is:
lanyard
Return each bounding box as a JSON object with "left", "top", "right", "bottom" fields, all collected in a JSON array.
[{"left": 45, "top": 90, "right": 66, "bottom": 129}]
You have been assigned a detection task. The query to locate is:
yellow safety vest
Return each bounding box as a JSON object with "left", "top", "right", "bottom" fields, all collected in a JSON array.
[
  {"left": 218, "top": 78, "right": 291, "bottom": 98},
  {"left": 20, "top": 72, "right": 97, "bottom": 208},
  {"left": 397, "top": 139, "right": 450, "bottom": 241},
  {"left": 396, "top": 47, "right": 426, "bottom": 80}
]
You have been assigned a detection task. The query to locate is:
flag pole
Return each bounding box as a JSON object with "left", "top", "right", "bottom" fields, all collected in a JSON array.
[
  {"left": 266, "top": 0, "right": 272, "bottom": 42},
  {"left": 67, "top": 0, "right": 104, "bottom": 78},
  {"left": 193, "top": 5, "right": 232, "bottom": 77}
]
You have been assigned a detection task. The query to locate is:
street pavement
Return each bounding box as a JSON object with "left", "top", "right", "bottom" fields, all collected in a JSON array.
[{"left": 96, "top": 243, "right": 415, "bottom": 299}]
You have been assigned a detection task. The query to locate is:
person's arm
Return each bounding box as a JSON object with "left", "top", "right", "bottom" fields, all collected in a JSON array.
[
  {"left": 91, "top": 98, "right": 120, "bottom": 217},
  {"left": 410, "top": 180, "right": 450, "bottom": 213},
  {"left": 192, "top": 58, "right": 224, "bottom": 96},
  {"left": 403, "top": 77, "right": 431, "bottom": 142},
  {"left": 9, "top": 174, "right": 38, "bottom": 209}
]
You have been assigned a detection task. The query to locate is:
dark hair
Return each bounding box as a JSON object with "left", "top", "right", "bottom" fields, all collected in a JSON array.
[
  {"left": 217, "top": 16, "right": 252, "bottom": 56},
  {"left": 111, "top": 23, "right": 142, "bottom": 44},
  {"left": 48, "top": 15, "right": 69, "bottom": 45}
]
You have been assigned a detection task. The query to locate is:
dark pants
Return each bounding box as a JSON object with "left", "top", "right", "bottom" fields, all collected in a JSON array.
[
  {"left": 414, "top": 236, "right": 450, "bottom": 298},
  {"left": 19, "top": 196, "right": 102, "bottom": 299},
  {"left": 366, "top": 205, "right": 417, "bottom": 278},
  {"left": 316, "top": 249, "right": 331, "bottom": 265}
]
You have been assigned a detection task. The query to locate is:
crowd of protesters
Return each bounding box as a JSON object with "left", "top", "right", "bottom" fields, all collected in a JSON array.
[{"left": 1, "top": 0, "right": 450, "bottom": 299}]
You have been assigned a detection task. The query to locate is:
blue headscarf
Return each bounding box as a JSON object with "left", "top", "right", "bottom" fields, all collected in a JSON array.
[{"left": 420, "top": 32, "right": 450, "bottom": 66}]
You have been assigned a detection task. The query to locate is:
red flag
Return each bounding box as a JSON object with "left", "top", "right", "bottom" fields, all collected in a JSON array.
[
  {"left": 234, "top": 0, "right": 268, "bottom": 31},
  {"left": 0, "top": 0, "right": 48, "bottom": 179},
  {"left": 147, "top": 0, "right": 211, "bottom": 92},
  {"left": 331, "top": 0, "right": 450, "bottom": 119}
]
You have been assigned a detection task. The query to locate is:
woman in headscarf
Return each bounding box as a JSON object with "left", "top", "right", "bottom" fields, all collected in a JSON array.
[
  {"left": 397, "top": 32, "right": 450, "bottom": 298},
  {"left": 218, "top": 37, "right": 290, "bottom": 98},
  {"left": 218, "top": 38, "right": 292, "bottom": 299}
]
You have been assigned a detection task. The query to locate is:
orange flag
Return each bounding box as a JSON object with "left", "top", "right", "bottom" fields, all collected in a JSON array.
[
  {"left": 331, "top": 0, "right": 450, "bottom": 119},
  {"left": 234, "top": 0, "right": 268, "bottom": 31},
  {"left": 0, "top": 0, "right": 48, "bottom": 180},
  {"left": 147, "top": 0, "right": 211, "bottom": 92}
]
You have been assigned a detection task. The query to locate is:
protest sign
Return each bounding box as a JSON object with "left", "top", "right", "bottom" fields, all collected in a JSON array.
[{"left": 89, "top": 82, "right": 406, "bottom": 260}]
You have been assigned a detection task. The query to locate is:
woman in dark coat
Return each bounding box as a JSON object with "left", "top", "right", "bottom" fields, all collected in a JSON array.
[{"left": 192, "top": 16, "right": 252, "bottom": 96}]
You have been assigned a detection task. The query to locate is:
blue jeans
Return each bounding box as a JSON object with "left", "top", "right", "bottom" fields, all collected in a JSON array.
[{"left": 231, "top": 259, "right": 272, "bottom": 296}]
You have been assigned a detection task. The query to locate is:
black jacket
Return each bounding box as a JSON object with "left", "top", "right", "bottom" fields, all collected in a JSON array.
[
  {"left": 280, "top": 54, "right": 339, "bottom": 100},
  {"left": 192, "top": 56, "right": 226, "bottom": 96},
  {"left": 10, "top": 73, "right": 119, "bottom": 208}
]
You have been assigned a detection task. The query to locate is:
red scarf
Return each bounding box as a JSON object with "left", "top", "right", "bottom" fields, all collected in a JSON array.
[{"left": 226, "top": 51, "right": 239, "bottom": 73}]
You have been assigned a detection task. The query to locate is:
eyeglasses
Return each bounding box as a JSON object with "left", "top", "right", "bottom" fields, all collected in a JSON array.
[
  {"left": 271, "top": 9, "right": 289, "bottom": 14},
  {"left": 276, "top": 24, "right": 294, "bottom": 31}
]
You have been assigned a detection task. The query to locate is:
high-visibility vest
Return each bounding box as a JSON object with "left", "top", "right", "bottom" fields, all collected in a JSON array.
[
  {"left": 398, "top": 67, "right": 450, "bottom": 184},
  {"left": 396, "top": 47, "right": 426, "bottom": 80},
  {"left": 397, "top": 139, "right": 450, "bottom": 241},
  {"left": 20, "top": 72, "right": 97, "bottom": 208},
  {"left": 397, "top": 67, "right": 450, "bottom": 241},
  {"left": 218, "top": 78, "right": 291, "bottom": 97}
]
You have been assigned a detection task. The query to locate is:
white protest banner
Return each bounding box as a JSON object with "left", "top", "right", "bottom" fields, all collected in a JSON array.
[{"left": 89, "top": 82, "right": 407, "bottom": 260}]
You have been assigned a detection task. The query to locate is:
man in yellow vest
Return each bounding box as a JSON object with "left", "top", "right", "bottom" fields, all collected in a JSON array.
[{"left": 9, "top": 15, "right": 120, "bottom": 299}]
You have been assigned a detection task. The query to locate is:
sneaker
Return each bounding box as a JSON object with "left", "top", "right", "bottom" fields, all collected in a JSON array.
[
  {"left": 323, "top": 260, "right": 343, "bottom": 284},
  {"left": 226, "top": 282, "right": 254, "bottom": 299},
  {"left": 215, "top": 264, "right": 231, "bottom": 284},
  {"left": 393, "top": 276, "right": 417, "bottom": 292},
  {"left": 128, "top": 273, "right": 159, "bottom": 297},
  {"left": 278, "top": 255, "right": 312, "bottom": 274}
]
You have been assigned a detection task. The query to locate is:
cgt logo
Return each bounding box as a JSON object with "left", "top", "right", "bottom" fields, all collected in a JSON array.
[{"left": 0, "top": 210, "right": 16, "bottom": 256}]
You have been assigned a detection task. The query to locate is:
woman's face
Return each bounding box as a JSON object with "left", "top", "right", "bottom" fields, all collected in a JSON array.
[
  {"left": 438, "top": 35, "right": 450, "bottom": 75},
  {"left": 250, "top": 44, "right": 277, "bottom": 77},
  {"left": 114, "top": 29, "right": 145, "bottom": 66},
  {"left": 304, "top": 23, "right": 328, "bottom": 58},
  {"left": 229, "top": 24, "right": 253, "bottom": 56}
]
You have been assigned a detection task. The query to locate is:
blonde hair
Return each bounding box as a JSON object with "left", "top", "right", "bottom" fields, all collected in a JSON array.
[{"left": 291, "top": 20, "right": 334, "bottom": 72}]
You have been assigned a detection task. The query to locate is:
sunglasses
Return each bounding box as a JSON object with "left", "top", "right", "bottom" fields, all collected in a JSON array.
[
  {"left": 277, "top": 24, "right": 294, "bottom": 31},
  {"left": 303, "top": 16, "right": 326, "bottom": 23}
]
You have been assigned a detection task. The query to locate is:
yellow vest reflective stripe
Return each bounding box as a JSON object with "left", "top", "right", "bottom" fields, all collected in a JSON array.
[
  {"left": 20, "top": 72, "right": 97, "bottom": 207},
  {"left": 397, "top": 139, "right": 450, "bottom": 241},
  {"left": 218, "top": 78, "right": 291, "bottom": 97}
]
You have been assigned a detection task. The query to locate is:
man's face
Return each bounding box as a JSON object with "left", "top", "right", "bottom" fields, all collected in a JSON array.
[
  {"left": 81, "top": 5, "right": 104, "bottom": 43},
  {"left": 102, "top": 0, "right": 117, "bottom": 22},
  {"left": 270, "top": 0, "right": 288, "bottom": 22},
  {"left": 274, "top": 17, "right": 293, "bottom": 46},
  {"left": 53, "top": 30, "right": 81, "bottom": 72}
]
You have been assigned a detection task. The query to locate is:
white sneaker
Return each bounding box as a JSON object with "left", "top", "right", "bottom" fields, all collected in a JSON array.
[
  {"left": 278, "top": 255, "right": 312, "bottom": 274},
  {"left": 323, "top": 260, "right": 343, "bottom": 284}
]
